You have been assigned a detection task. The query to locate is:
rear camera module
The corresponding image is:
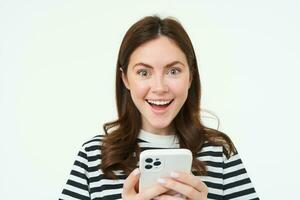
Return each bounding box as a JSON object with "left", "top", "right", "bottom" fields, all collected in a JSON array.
[
  {"left": 145, "top": 165, "right": 152, "bottom": 169},
  {"left": 145, "top": 158, "right": 153, "bottom": 163},
  {"left": 153, "top": 161, "right": 161, "bottom": 166}
]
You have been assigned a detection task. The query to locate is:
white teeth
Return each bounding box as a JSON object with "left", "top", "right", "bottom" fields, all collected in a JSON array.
[{"left": 147, "top": 99, "right": 172, "bottom": 105}]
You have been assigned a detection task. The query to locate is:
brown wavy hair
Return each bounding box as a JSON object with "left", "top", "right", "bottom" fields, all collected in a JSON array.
[{"left": 101, "top": 15, "right": 236, "bottom": 179}]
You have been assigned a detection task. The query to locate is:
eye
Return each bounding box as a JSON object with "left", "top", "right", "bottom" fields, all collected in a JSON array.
[
  {"left": 137, "top": 69, "right": 150, "bottom": 77},
  {"left": 168, "top": 67, "right": 181, "bottom": 76}
]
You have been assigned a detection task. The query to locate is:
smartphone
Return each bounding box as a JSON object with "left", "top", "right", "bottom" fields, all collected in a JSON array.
[{"left": 139, "top": 148, "right": 192, "bottom": 191}]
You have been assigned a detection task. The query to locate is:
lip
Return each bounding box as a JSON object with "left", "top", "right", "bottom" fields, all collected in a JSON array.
[
  {"left": 146, "top": 99, "right": 173, "bottom": 101},
  {"left": 145, "top": 99, "right": 174, "bottom": 114}
]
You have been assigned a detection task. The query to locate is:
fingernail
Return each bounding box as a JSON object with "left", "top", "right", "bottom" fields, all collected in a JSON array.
[
  {"left": 133, "top": 168, "right": 140, "bottom": 176},
  {"left": 174, "top": 194, "right": 185, "bottom": 198},
  {"left": 157, "top": 178, "right": 166, "bottom": 184},
  {"left": 174, "top": 193, "right": 182, "bottom": 197},
  {"left": 170, "top": 171, "right": 179, "bottom": 178}
]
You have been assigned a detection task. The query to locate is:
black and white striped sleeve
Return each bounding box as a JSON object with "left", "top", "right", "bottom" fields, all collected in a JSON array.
[
  {"left": 59, "top": 145, "right": 91, "bottom": 200},
  {"left": 223, "top": 152, "right": 259, "bottom": 200}
]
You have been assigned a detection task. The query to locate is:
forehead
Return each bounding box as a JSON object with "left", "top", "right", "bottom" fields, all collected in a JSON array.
[{"left": 128, "top": 36, "right": 188, "bottom": 68}]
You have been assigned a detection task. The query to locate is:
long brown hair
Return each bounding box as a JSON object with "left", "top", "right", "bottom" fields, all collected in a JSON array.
[{"left": 101, "top": 16, "right": 236, "bottom": 179}]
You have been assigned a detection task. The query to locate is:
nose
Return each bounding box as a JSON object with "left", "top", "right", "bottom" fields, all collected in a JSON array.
[{"left": 151, "top": 75, "right": 168, "bottom": 94}]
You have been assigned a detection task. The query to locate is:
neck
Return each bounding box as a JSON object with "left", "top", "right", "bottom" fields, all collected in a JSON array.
[{"left": 141, "top": 126, "right": 175, "bottom": 136}]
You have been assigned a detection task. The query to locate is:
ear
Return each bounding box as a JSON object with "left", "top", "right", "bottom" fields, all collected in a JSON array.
[{"left": 121, "top": 69, "right": 130, "bottom": 90}]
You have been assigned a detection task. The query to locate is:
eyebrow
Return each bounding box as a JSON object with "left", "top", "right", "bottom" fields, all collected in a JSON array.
[{"left": 132, "top": 61, "right": 186, "bottom": 69}]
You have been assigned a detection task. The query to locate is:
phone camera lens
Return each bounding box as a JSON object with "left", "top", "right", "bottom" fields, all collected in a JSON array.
[
  {"left": 153, "top": 161, "right": 161, "bottom": 166},
  {"left": 145, "top": 158, "right": 153, "bottom": 163},
  {"left": 145, "top": 164, "right": 152, "bottom": 169}
]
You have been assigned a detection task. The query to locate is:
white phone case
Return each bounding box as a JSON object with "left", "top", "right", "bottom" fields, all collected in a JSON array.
[{"left": 139, "top": 149, "right": 192, "bottom": 191}]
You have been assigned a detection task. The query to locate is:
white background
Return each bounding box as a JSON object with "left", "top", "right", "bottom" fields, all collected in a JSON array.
[{"left": 1, "top": 0, "right": 299, "bottom": 199}]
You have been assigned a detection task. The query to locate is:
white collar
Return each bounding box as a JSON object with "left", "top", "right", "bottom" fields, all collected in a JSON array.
[{"left": 138, "top": 129, "right": 179, "bottom": 146}]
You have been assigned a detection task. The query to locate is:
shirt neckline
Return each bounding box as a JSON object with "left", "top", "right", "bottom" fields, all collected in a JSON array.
[{"left": 138, "top": 129, "right": 179, "bottom": 146}]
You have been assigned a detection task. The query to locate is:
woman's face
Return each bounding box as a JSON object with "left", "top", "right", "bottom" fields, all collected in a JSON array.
[{"left": 122, "top": 36, "right": 191, "bottom": 135}]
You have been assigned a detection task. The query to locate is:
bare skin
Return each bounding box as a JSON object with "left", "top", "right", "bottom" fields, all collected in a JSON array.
[{"left": 122, "top": 169, "right": 208, "bottom": 200}]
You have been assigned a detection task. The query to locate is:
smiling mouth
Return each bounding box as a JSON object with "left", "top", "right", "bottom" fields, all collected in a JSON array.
[{"left": 146, "top": 99, "right": 174, "bottom": 107}]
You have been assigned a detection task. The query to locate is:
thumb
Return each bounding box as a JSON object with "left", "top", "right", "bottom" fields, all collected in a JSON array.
[{"left": 122, "top": 168, "right": 140, "bottom": 196}]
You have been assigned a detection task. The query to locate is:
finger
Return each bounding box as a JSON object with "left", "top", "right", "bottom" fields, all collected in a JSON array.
[
  {"left": 122, "top": 168, "right": 140, "bottom": 196},
  {"left": 170, "top": 171, "right": 208, "bottom": 194},
  {"left": 157, "top": 177, "right": 205, "bottom": 200},
  {"left": 154, "top": 194, "right": 186, "bottom": 200},
  {"left": 164, "top": 190, "right": 180, "bottom": 196},
  {"left": 137, "top": 183, "right": 169, "bottom": 200}
]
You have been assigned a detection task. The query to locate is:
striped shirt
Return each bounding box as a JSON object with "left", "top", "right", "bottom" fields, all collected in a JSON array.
[{"left": 60, "top": 130, "right": 259, "bottom": 200}]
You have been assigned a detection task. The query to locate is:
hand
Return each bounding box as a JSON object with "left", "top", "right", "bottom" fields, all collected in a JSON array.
[
  {"left": 154, "top": 171, "right": 208, "bottom": 200},
  {"left": 122, "top": 168, "right": 170, "bottom": 200}
]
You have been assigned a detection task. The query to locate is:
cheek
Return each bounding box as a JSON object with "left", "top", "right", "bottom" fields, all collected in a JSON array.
[
  {"left": 129, "top": 81, "right": 149, "bottom": 100},
  {"left": 168, "top": 79, "right": 190, "bottom": 98}
]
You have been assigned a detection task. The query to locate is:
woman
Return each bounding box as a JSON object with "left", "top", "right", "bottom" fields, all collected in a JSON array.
[{"left": 60, "top": 16, "right": 259, "bottom": 200}]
